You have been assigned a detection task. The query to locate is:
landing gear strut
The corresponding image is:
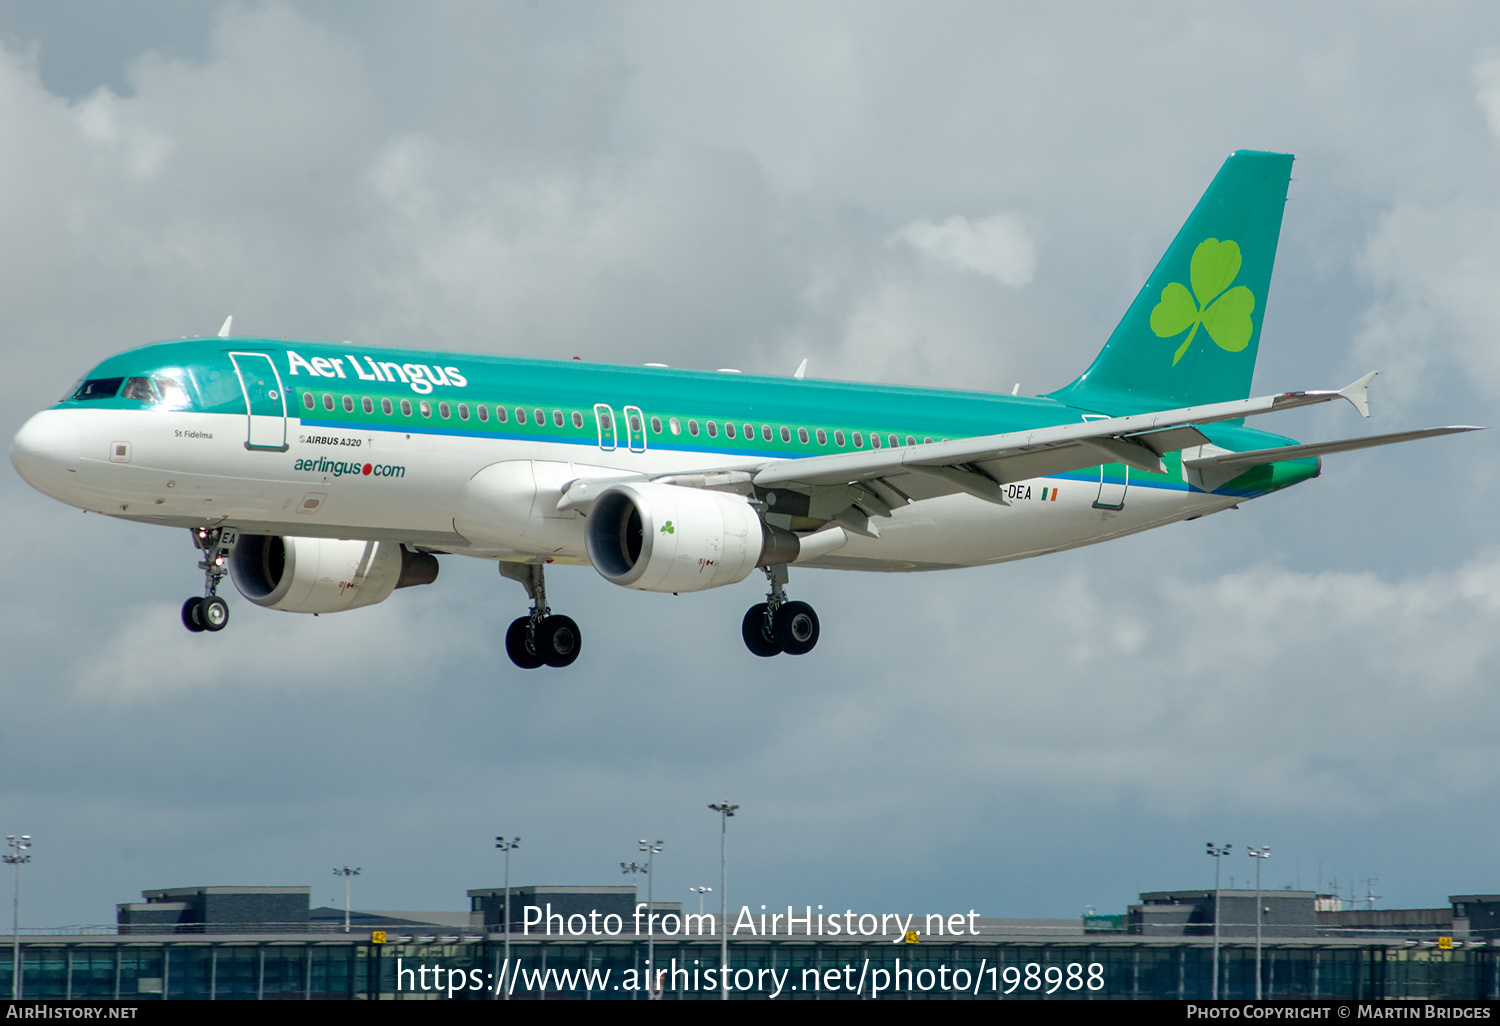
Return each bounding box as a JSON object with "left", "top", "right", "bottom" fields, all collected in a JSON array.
[
  {"left": 742, "top": 564, "right": 819, "bottom": 657},
  {"left": 500, "top": 561, "right": 581, "bottom": 669},
  {"left": 182, "top": 526, "right": 237, "bottom": 633}
]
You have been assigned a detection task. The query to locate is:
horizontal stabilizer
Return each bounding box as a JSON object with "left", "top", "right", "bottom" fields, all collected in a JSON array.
[
  {"left": 1186, "top": 426, "right": 1481, "bottom": 469},
  {"left": 1182, "top": 426, "right": 1481, "bottom": 492}
]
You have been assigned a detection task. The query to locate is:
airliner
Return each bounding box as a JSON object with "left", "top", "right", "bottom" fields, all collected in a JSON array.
[{"left": 9, "top": 151, "right": 1477, "bottom": 668}]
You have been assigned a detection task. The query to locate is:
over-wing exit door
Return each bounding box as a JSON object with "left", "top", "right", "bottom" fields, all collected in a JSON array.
[{"left": 594, "top": 404, "right": 617, "bottom": 451}]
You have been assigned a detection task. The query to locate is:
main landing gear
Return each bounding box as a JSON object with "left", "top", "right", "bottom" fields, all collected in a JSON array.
[
  {"left": 181, "top": 526, "right": 237, "bottom": 633},
  {"left": 742, "top": 564, "right": 819, "bottom": 657},
  {"left": 500, "top": 561, "right": 581, "bottom": 669}
]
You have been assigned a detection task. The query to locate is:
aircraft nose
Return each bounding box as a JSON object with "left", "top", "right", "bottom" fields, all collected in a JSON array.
[{"left": 10, "top": 409, "right": 82, "bottom": 498}]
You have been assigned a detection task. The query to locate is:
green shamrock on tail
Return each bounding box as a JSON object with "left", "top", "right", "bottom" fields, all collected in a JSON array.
[
  {"left": 660, "top": 521, "right": 675, "bottom": 534},
  {"left": 1150, "top": 238, "right": 1256, "bottom": 365}
]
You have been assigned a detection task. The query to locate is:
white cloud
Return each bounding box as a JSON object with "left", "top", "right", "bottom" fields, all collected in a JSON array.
[{"left": 893, "top": 213, "right": 1037, "bottom": 287}]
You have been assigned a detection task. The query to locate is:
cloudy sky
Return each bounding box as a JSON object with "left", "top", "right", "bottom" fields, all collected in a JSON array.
[{"left": 3, "top": 1, "right": 1500, "bottom": 928}]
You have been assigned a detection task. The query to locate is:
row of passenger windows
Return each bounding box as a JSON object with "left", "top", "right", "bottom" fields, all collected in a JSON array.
[
  {"left": 303, "top": 390, "right": 580, "bottom": 428},
  {"left": 301, "top": 390, "right": 939, "bottom": 451},
  {"left": 659, "top": 416, "right": 934, "bottom": 449}
]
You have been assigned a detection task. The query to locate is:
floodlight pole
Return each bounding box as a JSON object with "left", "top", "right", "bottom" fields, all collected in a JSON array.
[
  {"left": 708, "top": 801, "right": 737, "bottom": 1001},
  {"left": 5, "top": 835, "right": 31, "bottom": 1000},
  {"left": 333, "top": 867, "right": 360, "bottom": 933},
  {"left": 690, "top": 886, "right": 711, "bottom": 915},
  {"left": 1248, "top": 845, "right": 1271, "bottom": 1000},
  {"left": 1206, "top": 843, "right": 1230, "bottom": 1000},
  {"left": 495, "top": 836, "right": 519, "bottom": 1001},
  {"left": 639, "top": 839, "right": 664, "bottom": 999}
]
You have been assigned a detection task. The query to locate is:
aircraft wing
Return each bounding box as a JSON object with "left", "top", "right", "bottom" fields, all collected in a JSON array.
[
  {"left": 747, "top": 374, "right": 1388, "bottom": 494},
  {"left": 556, "top": 373, "right": 1478, "bottom": 531},
  {"left": 729, "top": 375, "right": 1413, "bottom": 527}
]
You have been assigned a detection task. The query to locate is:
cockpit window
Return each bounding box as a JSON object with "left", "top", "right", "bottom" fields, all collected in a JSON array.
[
  {"left": 120, "top": 377, "right": 160, "bottom": 402},
  {"left": 153, "top": 375, "right": 190, "bottom": 407},
  {"left": 71, "top": 377, "right": 123, "bottom": 401}
]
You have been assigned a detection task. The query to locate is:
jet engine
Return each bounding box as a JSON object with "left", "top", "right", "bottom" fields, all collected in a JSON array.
[
  {"left": 585, "top": 482, "right": 799, "bottom": 593},
  {"left": 229, "top": 536, "right": 439, "bottom": 614}
]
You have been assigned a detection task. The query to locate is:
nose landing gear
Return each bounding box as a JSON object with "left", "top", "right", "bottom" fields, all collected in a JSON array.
[
  {"left": 742, "top": 564, "right": 819, "bottom": 657},
  {"left": 182, "top": 527, "right": 237, "bottom": 633},
  {"left": 500, "top": 561, "right": 582, "bottom": 669}
]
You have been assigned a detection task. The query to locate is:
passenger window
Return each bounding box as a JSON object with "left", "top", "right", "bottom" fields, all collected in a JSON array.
[
  {"left": 324, "top": 394, "right": 335, "bottom": 411},
  {"left": 835, "top": 430, "right": 845, "bottom": 447},
  {"left": 906, "top": 435, "right": 915, "bottom": 446},
  {"left": 516, "top": 408, "right": 526, "bottom": 425},
  {"left": 651, "top": 416, "right": 662, "bottom": 433},
  {"left": 573, "top": 411, "right": 584, "bottom": 428},
  {"left": 816, "top": 428, "right": 826, "bottom": 445},
  {"left": 762, "top": 425, "right": 772, "bottom": 441},
  {"left": 669, "top": 417, "right": 681, "bottom": 435},
  {"left": 477, "top": 404, "right": 488, "bottom": 422},
  {"left": 496, "top": 406, "right": 507, "bottom": 423},
  {"left": 853, "top": 432, "right": 863, "bottom": 448},
  {"left": 420, "top": 400, "right": 431, "bottom": 417},
  {"left": 889, "top": 434, "right": 899, "bottom": 448},
  {"left": 629, "top": 413, "right": 641, "bottom": 433},
  {"left": 871, "top": 433, "right": 881, "bottom": 449},
  {"left": 71, "top": 377, "right": 123, "bottom": 401},
  {"left": 303, "top": 393, "right": 315, "bottom": 410},
  {"left": 743, "top": 423, "right": 753, "bottom": 440},
  {"left": 726, "top": 422, "right": 736, "bottom": 439},
  {"left": 706, "top": 421, "right": 717, "bottom": 438},
  {"left": 400, "top": 399, "right": 412, "bottom": 417},
  {"left": 533, "top": 408, "right": 544, "bottom": 425},
  {"left": 780, "top": 426, "right": 791, "bottom": 443},
  {"left": 554, "top": 410, "right": 564, "bottom": 427},
  {"left": 688, "top": 419, "right": 699, "bottom": 436},
  {"left": 121, "top": 377, "right": 158, "bottom": 402},
  {"left": 597, "top": 410, "right": 609, "bottom": 430},
  {"left": 797, "top": 427, "right": 809, "bottom": 444},
  {"left": 362, "top": 397, "right": 373, "bottom": 414},
  {"left": 439, "top": 402, "right": 451, "bottom": 419},
  {"left": 343, "top": 396, "right": 355, "bottom": 413},
  {"left": 459, "top": 403, "right": 470, "bottom": 420},
  {"left": 382, "top": 398, "right": 393, "bottom": 416},
  {"left": 924, "top": 436, "right": 933, "bottom": 444}
]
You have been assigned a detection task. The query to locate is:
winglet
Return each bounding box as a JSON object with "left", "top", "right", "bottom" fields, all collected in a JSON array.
[
  {"left": 218, "top": 315, "right": 233, "bottom": 339},
  {"left": 793, "top": 358, "right": 808, "bottom": 380},
  {"left": 1339, "top": 371, "right": 1377, "bottom": 418}
]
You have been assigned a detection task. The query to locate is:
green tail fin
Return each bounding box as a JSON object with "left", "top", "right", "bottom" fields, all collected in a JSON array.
[{"left": 1049, "top": 150, "right": 1294, "bottom": 413}]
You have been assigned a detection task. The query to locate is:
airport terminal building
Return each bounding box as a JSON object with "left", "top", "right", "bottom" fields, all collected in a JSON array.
[{"left": 2, "top": 884, "right": 1497, "bottom": 1000}]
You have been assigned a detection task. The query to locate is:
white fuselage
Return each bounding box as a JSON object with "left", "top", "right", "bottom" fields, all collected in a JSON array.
[{"left": 14, "top": 405, "right": 1241, "bottom": 574}]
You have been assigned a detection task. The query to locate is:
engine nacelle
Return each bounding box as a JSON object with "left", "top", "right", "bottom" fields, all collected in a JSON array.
[
  {"left": 230, "top": 536, "right": 439, "bottom": 614},
  {"left": 585, "top": 482, "right": 798, "bottom": 593}
]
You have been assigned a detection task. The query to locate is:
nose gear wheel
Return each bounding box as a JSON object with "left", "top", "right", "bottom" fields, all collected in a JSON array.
[{"left": 181, "top": 527, "right": 237, "bottom": 634}]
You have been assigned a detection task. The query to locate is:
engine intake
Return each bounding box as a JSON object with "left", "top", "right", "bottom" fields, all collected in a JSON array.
[
  {"left": 230, "top": 536, "right": 438, "bottom": 614},
  {"left": 585, "top": 482, "right": 798, "bottom": 593}
]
